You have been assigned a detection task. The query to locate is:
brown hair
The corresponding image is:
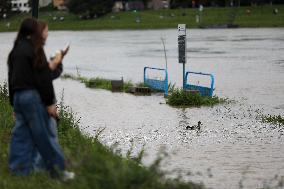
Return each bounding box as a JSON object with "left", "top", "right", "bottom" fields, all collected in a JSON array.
[
  {"left": 8, "top": 18, "right": 47, "bottom": 69},
  {"left": 34, "top": 20, "right": 48, "bottom": 68}
]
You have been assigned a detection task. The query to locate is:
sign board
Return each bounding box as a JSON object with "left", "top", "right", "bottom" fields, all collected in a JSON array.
[{"left": 178, "top": 24, "right": 186, "bottom": 64}]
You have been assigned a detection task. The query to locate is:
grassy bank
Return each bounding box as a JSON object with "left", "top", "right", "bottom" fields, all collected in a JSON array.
[
  {"left": 0, "top": 5, "right": 284, "bottom": 32},
  {"left": 0, "top": 83, "right": 204, "bottom": 188}
]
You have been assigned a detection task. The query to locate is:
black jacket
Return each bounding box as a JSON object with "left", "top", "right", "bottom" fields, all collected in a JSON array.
[{"left": 8, "top": 38, "right": 62, "bottom": 106}]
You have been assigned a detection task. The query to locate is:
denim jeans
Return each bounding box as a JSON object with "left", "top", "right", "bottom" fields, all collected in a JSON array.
[
  {"left": 32, "top": 117, "right": 59, "bottom": 172},
  {"left": 9, "top": 89, "right": 65, "bottom": 176}
]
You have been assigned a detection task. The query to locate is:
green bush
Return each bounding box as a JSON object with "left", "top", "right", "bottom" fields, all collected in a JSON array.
[
  {"left": 167, "top": 88, "right": 224, "bottom": 108},
  {"left": 85, "top": 77, "right": 112, "bottom": 90},
  {"left": 67, "top": 0, "right": 115, "bottom": 19}
]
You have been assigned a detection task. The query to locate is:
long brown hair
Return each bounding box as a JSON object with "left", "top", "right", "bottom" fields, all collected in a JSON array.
[
  {"left": 34, "top": 20, "right": 48, "bottom": 68},
  {"left": 8, "top": 17, "right": 47, "bottom": 68}
]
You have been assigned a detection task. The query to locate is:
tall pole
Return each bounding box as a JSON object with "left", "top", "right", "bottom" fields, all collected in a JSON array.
[
  {"left": 32, "top": 0, "right": 39, "bottom": 18},
  {"left": 183, "top": 62, "right": 185, "bottom": 89},
  {"left": 178, "top": 24, "right": 187, "bottom": 89}
]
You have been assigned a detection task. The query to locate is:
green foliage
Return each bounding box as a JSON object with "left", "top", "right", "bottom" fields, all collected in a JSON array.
[
  {"left": 167, "top": 88, "right": 225, "bottom": 108},
  {"left": 85, "top": 77, "right": 112, "bottom": 90},
  {"left": 0, "top": 83, "right": 204, "bottom": 189},
  {"left": 62, "top": 74, "right": 142, "bottom": 93},
  {"left": 62, "top": 74, "right": 113, "bottom": 91},
  {"left": 262, "top": 114, "right": 284, "bottom": 126},
  {"left": 0, "top": 0, "right": 11, "bottom": 18},
  {"left": 67, "top": 0, "right": 115, "bottom": 19},
  {"left": 39, "top": 3, "right": 57, "bottom": 12},
  {"left": 170, "top": 0, "right": 191, "bottom": 8}
]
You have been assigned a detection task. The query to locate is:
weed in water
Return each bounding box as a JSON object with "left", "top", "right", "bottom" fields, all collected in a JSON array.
[
  {"left": 262, "top": 114, "right": 284, "bottom": 126},
  {"left": 167, "top": 88, "right": 226, "bottom": 108}
]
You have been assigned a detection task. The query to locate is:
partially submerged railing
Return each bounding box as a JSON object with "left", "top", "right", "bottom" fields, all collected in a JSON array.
[
  {"left": 144, "top": 67, "right": 168, "bottom": 96},
  {"left": 184, "top": 71, "right": 214, "bottom": 97}
]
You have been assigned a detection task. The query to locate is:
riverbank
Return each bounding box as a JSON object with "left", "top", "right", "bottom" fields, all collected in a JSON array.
[
  {"left": 1, "top": 28, "right": 284, "bottom": 189},
  {"left": 0, "top": 5, "right": 283, "bottom": 32},
  {"left": 0, "top": 83, "right": 204, "bottom": 189}
]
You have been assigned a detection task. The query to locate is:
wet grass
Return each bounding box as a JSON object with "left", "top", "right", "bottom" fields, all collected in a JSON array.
[
  {"left": 0, "top": 82, "right": 205, "bottom": 189},
  {"left": 166, "top": 88, "right": 226, "bottom": 108},
  {"left": 61, "top": 73, "right": 160, "bottom": 93},
  {"left": 62, "top": 74, "right": 116, "bottom": 91},
  {"left": 0, "top": 5, "right": 284, "bottom": 32},
  {"left": 262, "top": 114, "right": 284, "bottom": 126}
]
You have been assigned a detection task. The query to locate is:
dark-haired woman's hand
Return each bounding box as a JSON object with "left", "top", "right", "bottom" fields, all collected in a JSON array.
[
  {"left": 47, "top": 104, "right": 58, "bottom": 118},
  {"left": 49, "top": 51, "right": 62, "bottom": 70}
]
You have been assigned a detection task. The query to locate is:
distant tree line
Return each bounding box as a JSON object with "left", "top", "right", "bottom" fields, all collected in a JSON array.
[
  {"left": 170, "top": 0, "right": 283, "bottom": 8},
  {"left": 0, "top": 0, "right": 11, "bottom": 17},
  {"left": 1, "top": 0, "right": 282, "bottom": 20},
  {"left": 67, "top": 0, "right": 115, "bottom": 19},
  {"left": 66, "top": 0, "right": 283, "bottom": 19}
]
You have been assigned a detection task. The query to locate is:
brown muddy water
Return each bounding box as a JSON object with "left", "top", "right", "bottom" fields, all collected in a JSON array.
[{"left": 1, "top": 29, "right": 284, "bottom": 189}]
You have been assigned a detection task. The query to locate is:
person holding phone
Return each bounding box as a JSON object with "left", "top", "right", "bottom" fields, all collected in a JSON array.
[
  {"left": 8, "top": 18, "right": 73, "bottom": 180},
  {"left": 31, "top": 20, "right": 73, "bottom": 180}
]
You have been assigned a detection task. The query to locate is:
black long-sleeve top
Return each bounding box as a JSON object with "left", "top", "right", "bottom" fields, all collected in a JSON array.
[{"left": 8, "top": 38, "right": 62, "bottom": 107}]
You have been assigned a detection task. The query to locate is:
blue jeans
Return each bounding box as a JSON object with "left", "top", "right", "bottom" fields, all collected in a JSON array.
[
  {"left": 32, "top": 117, "right": 59, "bottom": 172},
  {"left": 9, "top": 89, "right": 65, "bottom": 176}
]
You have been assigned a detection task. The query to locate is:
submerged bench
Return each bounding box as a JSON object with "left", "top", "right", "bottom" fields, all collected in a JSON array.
[
  {"left": 184, "top": 71, "right": 215, "bottom": 97},
  {"left": 144, "top": 67, "right": 168, "bottom": 96}
]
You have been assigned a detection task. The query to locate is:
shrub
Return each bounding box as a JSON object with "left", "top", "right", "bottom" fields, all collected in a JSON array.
[
  {"left": 167, "top": 88, "right": 224, "bottom": 108},
  {"left": 67, "top": 0, "right": 115, "bottom": 19}
]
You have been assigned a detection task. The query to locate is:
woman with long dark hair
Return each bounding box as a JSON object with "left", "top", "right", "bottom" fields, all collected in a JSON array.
[{"left": 7, "top": 17, "right": 73, "bottom": 179}]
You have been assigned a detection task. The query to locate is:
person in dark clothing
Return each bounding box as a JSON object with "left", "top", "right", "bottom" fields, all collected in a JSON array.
[
  {"left": 7, "top": 18, "right": 73, "bottom": 180},
  {"left": 31, "top": 21, "right": 73, "bottom": 180}
]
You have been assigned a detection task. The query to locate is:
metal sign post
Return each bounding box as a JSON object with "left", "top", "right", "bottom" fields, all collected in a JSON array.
[
  {"left": 32, "top": 0, "right": 39, "bottom": 18},
  {"left": 178, "top": 24, "right": 187, "bottom": 89}
]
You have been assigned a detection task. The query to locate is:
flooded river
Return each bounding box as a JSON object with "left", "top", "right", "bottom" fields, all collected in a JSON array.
[{"left": 1, "top": 28, "right": 284, "bottom": 189}]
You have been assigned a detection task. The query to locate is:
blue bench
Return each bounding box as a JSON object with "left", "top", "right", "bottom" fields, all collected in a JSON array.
[
  {"left": 144, "top": 67, "right": 168, "bottom": 96},
  {"left": 184, "top": 71, "right": 215, "bottom": 97}
]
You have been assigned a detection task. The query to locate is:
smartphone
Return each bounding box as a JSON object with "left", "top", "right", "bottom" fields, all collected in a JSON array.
[{"left": 62, "top": 42, "right": 70, "bottom": 56}]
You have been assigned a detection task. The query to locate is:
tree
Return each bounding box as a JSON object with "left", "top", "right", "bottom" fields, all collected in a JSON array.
[
  {"left": 141, "top": 0, "right": 150, "bottom": 9},
  {"left": 0, "top": 0, "right": 11, "bottom": 18},
  {"left": 170, "top": 0, "right": 191, "bottom": 8},
  {"left": 67, "top": 0, "right": 115, "bottom": 19}
]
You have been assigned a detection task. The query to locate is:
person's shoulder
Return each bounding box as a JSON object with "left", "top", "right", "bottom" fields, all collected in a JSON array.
[
  {"left": 18, "top": 38, "right": 33, "bottom": 49},
  {"left": 15, "top": 38, "right": 34, "bottom": 57}
]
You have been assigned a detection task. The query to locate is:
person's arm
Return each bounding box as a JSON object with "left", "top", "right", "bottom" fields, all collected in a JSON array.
[
  {"left": 47, "top": 104, "right": 58, "bottom": 118},
  {"left": 49, "top": 51, "right": 62, "bottom": 71},
  {"left": 50, "top": 62, "right": 63, "bottom": 80},
  {"left": 49, "top": 46, "right": 69, "bottom": 79},
  {"left": 34, "top": 64, "right": 57, "bottom": 107}
]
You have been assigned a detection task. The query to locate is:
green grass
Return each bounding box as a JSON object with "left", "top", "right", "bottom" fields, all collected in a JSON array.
[
  {"left": 62, "top": 73, "right": 133, "bottom": 91},
  {"left": 62, "top": 73, "right": 173, "bottom": 94},
  {"left": 262, "top": 114, "right": 284, "bottom": 126},
  {"left": 0, "top": 82, "right": 204, "bottom": 189},
  {"left": 166, "top": 88, "right": 226, "bottom": 108},
  {"left": 0, "top": 5, "right": 284, "bottom": 32}
]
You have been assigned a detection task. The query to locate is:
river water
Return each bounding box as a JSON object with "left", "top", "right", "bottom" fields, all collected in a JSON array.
[{"left": 1, "top": 28, "right": 284, "bottom": 189}]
